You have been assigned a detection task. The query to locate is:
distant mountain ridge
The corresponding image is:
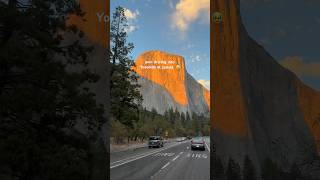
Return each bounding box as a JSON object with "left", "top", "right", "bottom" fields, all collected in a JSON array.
[{"left": 133, "top": 50, "right": 210, "bottom": 116}]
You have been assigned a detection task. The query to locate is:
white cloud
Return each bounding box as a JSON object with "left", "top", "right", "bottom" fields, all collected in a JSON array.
[
  {"left": 166, "top": 0, "right": 175, "bottom": 9},
  {"left": 125, "top": 25, "right": 140, "bottom": 33},
  {"left": 187, "top": 44, "right": 195, "bottom": 48},
  {"left": 171, "top": 0, "right": 209, "bottom": 32},
  {"left": 182, "top": 43, "right": 195, "bottom": 51},
  {"left": 280, "top": 56, "right": 320, "bottom": 77},
  {"left": 189, "top": 53, "right": 208, "bottom": 63},
  {"left": 123, "top": 8, "right": 140, "bottom": 33},
  {"left": 124, "top": 8, "right": 140, "bottom": 20},
  {"left": 191, "top": 55, "right": 201, "bottom": 62},
  {"left": 198, "top": 79, "right": 210, "bottom": 90}
]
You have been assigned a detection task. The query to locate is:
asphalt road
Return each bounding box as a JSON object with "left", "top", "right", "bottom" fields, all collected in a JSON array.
[{"left": 110, "top": 137, "right": 210, "bottom": 180}]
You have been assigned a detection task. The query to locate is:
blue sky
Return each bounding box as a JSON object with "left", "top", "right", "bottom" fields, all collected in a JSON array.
[
  {"left": 240, "top": 0, "right": 320, "bottom": 90},
  {"left": 110, "top": 0, "right": 210, "bottom": 89}
]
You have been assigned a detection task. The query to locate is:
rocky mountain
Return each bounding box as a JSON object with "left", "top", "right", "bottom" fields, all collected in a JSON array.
[
  {"left": 212, "top": 0, "right": 320, "bottom": 175},
  {"left": 133, "top": 50, "right": 210, "bottom": 116}
]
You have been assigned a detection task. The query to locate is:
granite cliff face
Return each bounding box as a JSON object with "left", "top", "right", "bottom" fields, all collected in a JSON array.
[
  {"left": 134, "top": 50, "right": 210, "bottom": 116},
  {"left": 212, "top": 0, "right": 320, "bottom": 173}
]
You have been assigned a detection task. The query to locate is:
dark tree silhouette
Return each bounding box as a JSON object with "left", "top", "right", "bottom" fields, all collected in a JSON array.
[
  {"left": 261, "top": 158, "right": 282, "bottom": 180},
  {"left": 212, "top": 154, "right": 225, "bottom": 179},
  {"left": 109, "top": 6, "right": 142, "bottom": 129},
  {"left": 226, "top": 158, "right": 241, "bottom": 180},
  {"left": 243, "top": 155, "right": 257, "bottom": 180}
]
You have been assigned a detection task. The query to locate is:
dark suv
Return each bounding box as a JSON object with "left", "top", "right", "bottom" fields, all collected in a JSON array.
[{"left": 148, "top": 136, "right": 164, "bottom": 148}]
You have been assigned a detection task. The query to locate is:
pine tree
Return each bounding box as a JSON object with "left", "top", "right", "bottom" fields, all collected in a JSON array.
[
  {"left": 226, "top": 158, "right": 241, "bottom": 180},
  {"left": 212, "top": 155, "right": 225, "bottom": 178},
  {"left": 181, "top": 112, "right": 186, "bottom": 127},
  {"left": 151, "top": 108, "right": 157, "bottom": 120},
  {"left": 186, "top": 111, "right": 191, "bottom": 122},
  {"left": 261, "top": 158, "right": 282, "bottom": 180},
  {"left": 243, "top": 155, "right": 257, "bottom": 180},
  {"left": 289, "top": 163, "right": 302, "bottom": 180},
  {"left": 110, "top": 6, "right": 142, "bottom": 128},
  {"left": 191, "top": 112, "right": 200, "bottom": 135},
  {"left": 168, "top": 107, "right": 175, "bottom": 125}
]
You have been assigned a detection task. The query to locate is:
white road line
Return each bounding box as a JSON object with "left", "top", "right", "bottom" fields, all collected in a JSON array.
[
  {"left": 111, "top": 143, "right": 180, "bottom": 165},
  {"left": 110, "top": 147, "right": 167, "bottom": 165},
  {"left": 153, "top": 151, "right": 183, "bottom": 178},
  {"left": 111, "top": 149, "right": 156, "bottom": 165},
  {"left": 205, "top": 141, "right": 210, "bottom": 152},
  {"left": 110, "top": 141, "right": 188, "bottom": 169},
  {"left": 161, "top": 162, "right": 170, "bottom": 169},
  {"left": 172, "top": 155, "right": 180, "bottom": 161}
]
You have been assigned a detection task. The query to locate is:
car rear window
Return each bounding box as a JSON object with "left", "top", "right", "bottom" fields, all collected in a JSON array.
[
  {"left": 193, "top": 137, "right": 203, "bottom": 142},
  {"left": 149, "top": 137, "right": 160, "bottom": 140}
]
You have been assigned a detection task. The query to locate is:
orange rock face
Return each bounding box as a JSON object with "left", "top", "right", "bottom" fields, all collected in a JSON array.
[
  {"left": 203, "top": 88, "right": 210, "bottom": 109},
  {"left": 211, "top": 0, "right": 248, "bottom": 137},
  {"left": 133, "top": 50, "right": 188, "bottom": 106},
  {"left": 296, "top": 80, "right": 320, "bottom": 152},
  {"left": 67, "top": 0, "right": 108, "bottom": 47}
]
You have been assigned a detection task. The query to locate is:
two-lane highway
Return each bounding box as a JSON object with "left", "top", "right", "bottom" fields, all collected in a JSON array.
[{"left": 110, "top": 138, "right": 210, "bottom": 180}]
